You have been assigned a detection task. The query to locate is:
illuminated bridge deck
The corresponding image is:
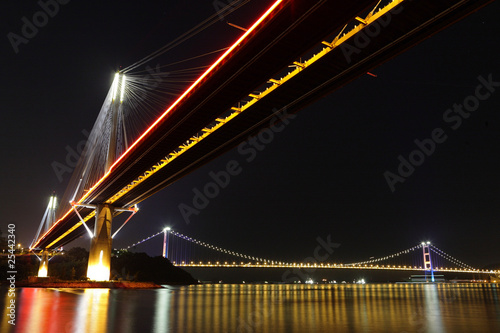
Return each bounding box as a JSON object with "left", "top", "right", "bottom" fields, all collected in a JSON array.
[
  {"left": 174, "top": 262, "right": 498, "bottom": 274},
  {"left": 33, "top": 0, "right": 494, "bottom": 249}
]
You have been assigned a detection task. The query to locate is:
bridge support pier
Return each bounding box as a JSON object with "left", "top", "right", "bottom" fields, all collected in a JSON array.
[
  {"left": 38, "top": 250, "right": 49, "bottom": 277},
  {"left": 87, "top": 204, "right": 113, "bottom": 281}
]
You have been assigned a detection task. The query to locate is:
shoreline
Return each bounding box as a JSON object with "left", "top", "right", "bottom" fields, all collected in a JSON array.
[{"left": 8, "top": 280, "right": 496, "bottom": 289}]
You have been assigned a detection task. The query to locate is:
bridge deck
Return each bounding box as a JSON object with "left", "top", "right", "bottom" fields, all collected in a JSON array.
[
  {"left": 33, "top": 0, "right": 494, "bottom": 249},
  {"left": 174, "top": 263, "right": 494, "bottom": 274}
]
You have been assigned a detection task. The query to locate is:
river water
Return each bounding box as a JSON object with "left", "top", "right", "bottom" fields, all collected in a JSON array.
[{"left": 1, "top": 283, "right": 499, "bottom": 332}]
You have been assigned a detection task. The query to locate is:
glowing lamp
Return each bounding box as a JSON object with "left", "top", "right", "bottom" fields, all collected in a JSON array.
[{"left": 38, "top": 262, "right": 48, "bottom": 278}]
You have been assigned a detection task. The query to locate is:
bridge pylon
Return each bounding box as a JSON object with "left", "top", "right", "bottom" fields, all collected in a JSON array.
[
  {"left": 87, "top": 204, "right": 114, "bottom": 281},
  {"left": 86, "top": 73, "right": 131, "bottom": 281},
  {"left": 71, "top": 201, "right": 137, "bottom": 281},
  {"left": 37, "top": 250, "right": 49, "bottom": 277}
]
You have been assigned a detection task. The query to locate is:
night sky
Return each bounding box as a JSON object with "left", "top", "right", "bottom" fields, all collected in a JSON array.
[{"left": 1, "top": 0, "right": 499, "bottom": 268}]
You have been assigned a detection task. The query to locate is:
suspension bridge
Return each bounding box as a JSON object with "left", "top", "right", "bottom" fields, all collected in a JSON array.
[
  {"left": 120, "top": 228, "right": 498, "bottom": 278},
  {"left": 28, "top": 0, "right": 495, "bottom": 281}
]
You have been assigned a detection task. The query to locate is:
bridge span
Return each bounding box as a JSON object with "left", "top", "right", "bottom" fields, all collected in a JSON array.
[
  {"left": 118, "top": 228, "right": 500, "bottom": 280},
  {"left": 30, "top": 0, "right": 496, "bottom": 281}
]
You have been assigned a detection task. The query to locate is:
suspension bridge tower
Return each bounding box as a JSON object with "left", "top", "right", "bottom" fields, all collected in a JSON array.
[
  {"left": 163, "top": 227, "right": 171, "bottom": 259},
  {"left": 31, "top": 195, "right": 57, "bottom": 277},
  {"left": 86, "top": 73, "right": 135, "bottom": 281},
  {"left": 422, "top": 241, "right": 435, "bottom": 282}
]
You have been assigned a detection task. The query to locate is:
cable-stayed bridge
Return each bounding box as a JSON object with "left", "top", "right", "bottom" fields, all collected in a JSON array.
[
  {"left": 122, "top": 228, "right": 498, "bottom": 278},
  {"left": 28, "top": 0, "right": 495, "bottom": 281}
]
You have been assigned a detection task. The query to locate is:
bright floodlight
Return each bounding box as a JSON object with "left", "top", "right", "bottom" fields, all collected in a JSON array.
[
  {"left": 426, "top": 241, "right": 430, "bottom": 244},
  {"left": 164, "top": 227, "right": 171, "bottom": 232},
  {"left": 421, "top": 242, "right": 425, "bottom": 246},
  {"left": 49, "top": 196, "right": 57, "bottom": 210},
  {"left": 38, "top": 262, "right": 48, "bottom": 278}
]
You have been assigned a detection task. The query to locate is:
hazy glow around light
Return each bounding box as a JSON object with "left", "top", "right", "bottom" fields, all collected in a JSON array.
[
  {"left": 120, "top": 74, "right": 126, "bottom": 102},
  {"left": 38, "top": 262, "right": 47, "bottom": 277},
  {"left": 112, "top": 73, "right": 119, "bottom": 100},
  {"left": 49, "top": 196, "right": 57, "bottom": 210},
  {"left": 87, "top": 250, "right": 110, "bottom": 281}
]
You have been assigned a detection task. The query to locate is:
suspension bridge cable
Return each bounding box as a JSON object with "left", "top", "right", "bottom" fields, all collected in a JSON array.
[
  {"left": 345, "top": 244, "right": 424, "bottom": 266},
  {"left": 120, "top": 230, "right": 492, "bottom": 273},
  {"left": 123, "top": 229, "right": 289, "bottom": 265},
  {"left": 121, "top": 0, "right": 252, "bottom": 74},
  {"left": 129, "top": 48, "right": 229, "bottom": 75},
  {"left": 430, "top": 245, "right": 475, "bottom": 270}
]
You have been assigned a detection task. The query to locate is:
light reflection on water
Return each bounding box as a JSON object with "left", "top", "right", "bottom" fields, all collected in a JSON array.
[{"left": 2, "top": 283, "right": 499, "bottom": 332}]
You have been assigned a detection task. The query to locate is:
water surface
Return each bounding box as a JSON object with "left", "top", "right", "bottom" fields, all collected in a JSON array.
[{"left": 2, "top": 283, "right": 499, "bottom": 332}]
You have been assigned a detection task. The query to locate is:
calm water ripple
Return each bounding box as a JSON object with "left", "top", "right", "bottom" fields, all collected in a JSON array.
[{"left": 1, "top": 283, "right": 499, "bottom": 332}]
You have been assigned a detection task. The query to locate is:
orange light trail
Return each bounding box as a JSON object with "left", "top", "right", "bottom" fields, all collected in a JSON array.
[{"left": 31, "top": 0, "right": 284, "bottom": 250}]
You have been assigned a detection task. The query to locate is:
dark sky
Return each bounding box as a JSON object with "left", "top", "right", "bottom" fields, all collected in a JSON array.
[{"left": 1, "top": 0, "right": 499, "bottom": 268}]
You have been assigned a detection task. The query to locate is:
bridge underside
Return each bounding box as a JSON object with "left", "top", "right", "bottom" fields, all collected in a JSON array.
[{"left": 34, "top": 0, "right": 494, "bottom": 249}]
